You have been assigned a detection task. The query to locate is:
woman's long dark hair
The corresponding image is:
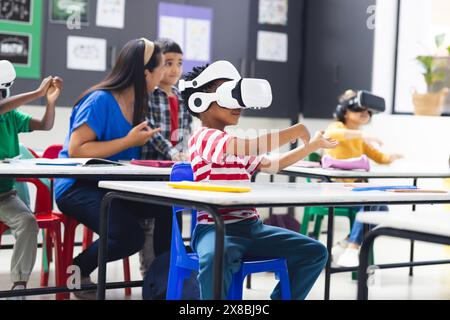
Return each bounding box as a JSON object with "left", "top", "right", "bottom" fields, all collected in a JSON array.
[{"left": 75, "top": 39, "right": 162, "bottom": 126}]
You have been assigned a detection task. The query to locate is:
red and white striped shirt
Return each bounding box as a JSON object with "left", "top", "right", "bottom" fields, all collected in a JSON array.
[{"left": 189, "top": 127, "right": 264, "bottom": 225}]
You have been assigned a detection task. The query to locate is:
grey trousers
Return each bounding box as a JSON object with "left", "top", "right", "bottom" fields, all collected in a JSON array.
[
  {"left": 138, "top": 218, "right": 155, "bottom": 277},
  {"left": 0, "top": 190, "right": 38, "bottom": 283}
]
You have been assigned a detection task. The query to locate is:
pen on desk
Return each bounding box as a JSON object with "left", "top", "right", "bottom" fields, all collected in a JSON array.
[
  {"left": 385, "top": 189, "right": 448, "bottom": 194},
  {"left": 352, "top": 186, "right": 418, "bottom": 192}
]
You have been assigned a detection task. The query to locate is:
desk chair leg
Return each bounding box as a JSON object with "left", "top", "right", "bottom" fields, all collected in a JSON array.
[
  {"left": 246, "top": 274, "right": 251, "bottom": 289},
  {"left": 409, "top": 240, "right": 414, "bottom": 276},
  {"left": 409, "top": 179, "right": 417, "bottom": 276},
  {"left": 357, "top": 231, "right": 377, "bottom": 300},
  {"left": 324, "top": 207, "right": 334, "bottom": 300}
]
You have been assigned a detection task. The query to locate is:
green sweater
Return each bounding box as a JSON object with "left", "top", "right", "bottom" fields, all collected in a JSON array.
[{"left": 0, "top": 110, "right": 31, "bottom": 194}]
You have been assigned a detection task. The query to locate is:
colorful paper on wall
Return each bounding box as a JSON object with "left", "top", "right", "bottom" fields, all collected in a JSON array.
[
  {"left": 257, "top": 31, "right": 288, "bottom": 62},
  {"left": 96, "top": 0, "right": 126, "bottom": 29},
  {"left": 158, "top": 2, "right": 213, "bottom": 73},
  {"left": 258, "top": 0, "right": 288, "bottom": 26},
  {"left": 67, "top": 36, "right": 107, "bottom": 71}
]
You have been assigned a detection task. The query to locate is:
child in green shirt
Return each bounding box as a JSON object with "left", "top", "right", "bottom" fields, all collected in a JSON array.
[{"left": 0, "top": 60, "right": 62, "bottom": 297}]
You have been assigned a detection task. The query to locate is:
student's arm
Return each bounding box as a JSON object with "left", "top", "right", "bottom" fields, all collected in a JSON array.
[
  {"left": 259, "top": 131, "right": 338, "bottom": 174},
  {"left": 69, "top": 121, "right": 161, "bottom": 158},
  {"left": 327, "top": 127, "right": 383, "bottom": 145},
  {"left": 29, "top": 77, "right": 63, "bottom": 131},
  {"left": 363, "top": 142, "right": 403, "bottom": 164},
  {"left": 0, "top": 76, "right": 52, "bottom": 115},
  {"left": 226, "top": 123, "right": 310, "bottom": 157}
]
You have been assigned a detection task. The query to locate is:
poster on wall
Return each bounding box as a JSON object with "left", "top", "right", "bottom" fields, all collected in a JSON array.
[
  {"left": 50, "top": 0, "right": 89, "bottom": 25},
  {"left": 0, "top": 0, "right": 32, "bottom": 24},
  {"left": 257, "top": 31, "right": 288, "bottom": 62},
  {"left": 67, "top": 36, "right": 107, "bottom": 71},
  {"left": 96, "top": 0, "right": 125, "bottom": 29},
  {"left": 0, "top": 32, "right": 31, "bottom": 65},
  {"left": 258, "top": 0, "right": 288, "bottom": 26},
  {"left": 0, "top": 0, "right": 42, "bottom": 79},
  {"left": 158, "top": 15, "right": 184, "bottom": 50},
  {"left": 158, "top": 2, "right": 212, "bottom": 73}
]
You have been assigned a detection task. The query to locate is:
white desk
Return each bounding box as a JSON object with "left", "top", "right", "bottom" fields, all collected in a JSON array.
[
  {"left": 273, "top": 161, "right": 450, "bottom": 298},
  {"left": 356, "top": 211, "right": 450, "bottom": 300},
  {"left": 97, "top": 181, "right": 450, "bottom": 300},
  {"left": 281, "top": 163, "right": 450, "bottom": 180},
  {"left": 0, "top": 161, "right": 171, "bottom": 300},
  {"left": 0, "top": 162, "right": 172, "bottom": 179}
]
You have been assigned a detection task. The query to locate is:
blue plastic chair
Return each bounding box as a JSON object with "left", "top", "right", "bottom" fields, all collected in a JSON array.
[{"left": 166, "top": 162, "right": 291, "bottom": 300}]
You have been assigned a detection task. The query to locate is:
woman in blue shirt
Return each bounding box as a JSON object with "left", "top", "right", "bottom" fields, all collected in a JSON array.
[{"left": 55, "top": 38, "right": 168, "bottom": 299}]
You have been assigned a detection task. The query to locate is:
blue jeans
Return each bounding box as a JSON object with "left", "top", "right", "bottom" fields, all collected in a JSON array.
[
  {"left": 56, "top": 180, "right": 173, "bottom": 276},
  {"left": 192, "top": 219, "right": 328, "bottom": 300},
  {"left": 348, "top": 205, "right": 389, "bottom": 245}
]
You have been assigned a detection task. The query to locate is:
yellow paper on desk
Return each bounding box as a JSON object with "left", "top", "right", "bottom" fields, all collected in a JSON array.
[{"left": 167, "top": 182, "right": 251, "bottom": 193}]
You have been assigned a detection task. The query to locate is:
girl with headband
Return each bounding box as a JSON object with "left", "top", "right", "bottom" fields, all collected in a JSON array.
[{"left": 55, "top": 38, "right": 170, "bottom": 299}]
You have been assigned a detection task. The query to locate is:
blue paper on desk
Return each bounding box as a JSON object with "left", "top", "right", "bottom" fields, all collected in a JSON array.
[{"left": 351, "top": 186, "right": 418, "bottom": 192}]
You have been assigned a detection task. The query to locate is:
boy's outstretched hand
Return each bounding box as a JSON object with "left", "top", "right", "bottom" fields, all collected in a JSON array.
[
  {"left": 292, "top": 123, "right": 311, "bottom": 146},
  {"left": 310, "top": 131, "right": 339, "bottom": 149},
  {"left": 46, "top": 77, "right": 63, "bottom": 105}
]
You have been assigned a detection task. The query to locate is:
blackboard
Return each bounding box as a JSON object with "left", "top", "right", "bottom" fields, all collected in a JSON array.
[
  {"left": 0, "top": 0, "right": 32, "bottom": 23},
  {"left": 0, "top": 0, "right": 43, "bottom": 79}
]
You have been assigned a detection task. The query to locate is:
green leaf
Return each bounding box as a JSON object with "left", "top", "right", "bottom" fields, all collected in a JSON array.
[
  {"left": 416, "top": 55, "right": 434, "bottom": 71},
  {"left": 447, "top": 45, "right": 450, "bottom": 55},
  {"left": 435, "top": 33, "right": 446, "bottom": 48}
]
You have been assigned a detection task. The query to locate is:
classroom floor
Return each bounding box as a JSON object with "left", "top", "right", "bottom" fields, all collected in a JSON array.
[{"left": 1, "top": 210, "right": 449, "bottom": 300}]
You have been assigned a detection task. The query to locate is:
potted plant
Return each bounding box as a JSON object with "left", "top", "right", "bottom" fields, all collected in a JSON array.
[{"left": 412, "top": 34, "right": 450, "bottom": 116}]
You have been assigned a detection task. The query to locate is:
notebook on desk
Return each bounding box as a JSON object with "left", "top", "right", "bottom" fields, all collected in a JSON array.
[{"left": 11, "top": 158, "right": 124, "bottom": 167}]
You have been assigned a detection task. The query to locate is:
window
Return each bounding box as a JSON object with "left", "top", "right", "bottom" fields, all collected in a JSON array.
[{"left": 394, "top": 0, "right": 450, "bottom": 115}]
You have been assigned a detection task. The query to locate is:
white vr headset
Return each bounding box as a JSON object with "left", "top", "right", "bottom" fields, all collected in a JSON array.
[
  {"left": 0, "top": 60, "right": 16, "bottom": 99},
  {"left": 178, "top": 60, "right": 272, "bottom": 113}
]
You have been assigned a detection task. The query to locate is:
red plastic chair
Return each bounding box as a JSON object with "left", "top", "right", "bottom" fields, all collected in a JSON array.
[{"left": 43, "top": 145, "right": 132, "bottom": 298}]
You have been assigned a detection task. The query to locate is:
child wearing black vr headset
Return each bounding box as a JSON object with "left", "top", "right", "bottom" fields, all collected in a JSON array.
[
  {"left": 180, "top": 61, "right": 338, "bottom": 300},
  {"left": 0, "top": 60, "right": 62, "bottom": 297},
  {"left": 325, "top": 89, "right": 403, "bottom": 268}
]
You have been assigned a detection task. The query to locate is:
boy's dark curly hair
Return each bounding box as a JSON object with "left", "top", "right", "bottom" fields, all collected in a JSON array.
[{"left": 181, "top": 64, "right": 229, "bottom": 118}]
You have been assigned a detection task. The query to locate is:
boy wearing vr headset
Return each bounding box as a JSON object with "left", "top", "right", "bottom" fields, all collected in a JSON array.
[
  {"left": 0, "top": 60, "right": 62, "bottom": 296},
  {"left": 180, "top": 60, "right": 338, "bottom": 300},
  {"left": 325, "top": 89, "right": 403, "bottom": 268}
]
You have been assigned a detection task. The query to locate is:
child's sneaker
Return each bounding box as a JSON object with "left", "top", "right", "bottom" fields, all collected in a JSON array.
[
  {"left": 331, "top": 239, "right": 349, "bottom": 263},
  {"left": 6, "top": 285, "right": 26, "bottom": 300},
  {"left": 336, "top": 247, "right": 360, "bottom": 267}
]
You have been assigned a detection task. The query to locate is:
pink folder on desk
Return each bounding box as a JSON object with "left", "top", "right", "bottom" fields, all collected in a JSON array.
[
  {"left": 291, "top": 160, "right": 321, "bottom": 168},
  {"left": 130, "top": 160, "right": 175, "bottom": 168}
]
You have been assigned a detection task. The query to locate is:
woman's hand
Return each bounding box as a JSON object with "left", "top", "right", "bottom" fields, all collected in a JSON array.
[
  {"left": 310, "top": 131, "right": 339, "bottom": 149},
  {"left": 126, "top": 121, "right": 162, "bottom": 147}
]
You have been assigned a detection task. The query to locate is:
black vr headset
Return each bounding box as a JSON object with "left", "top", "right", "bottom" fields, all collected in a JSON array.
[
  {"left": 336, "top": 90, "right": 385, "bottom": 120},
  {"left": 340, "top": 90, "right": 385, "bottom": 112}
]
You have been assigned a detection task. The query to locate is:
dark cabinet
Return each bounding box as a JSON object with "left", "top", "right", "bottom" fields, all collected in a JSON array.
[{"left": 301, "top": 0, "right": 376, "bottom": 119}]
